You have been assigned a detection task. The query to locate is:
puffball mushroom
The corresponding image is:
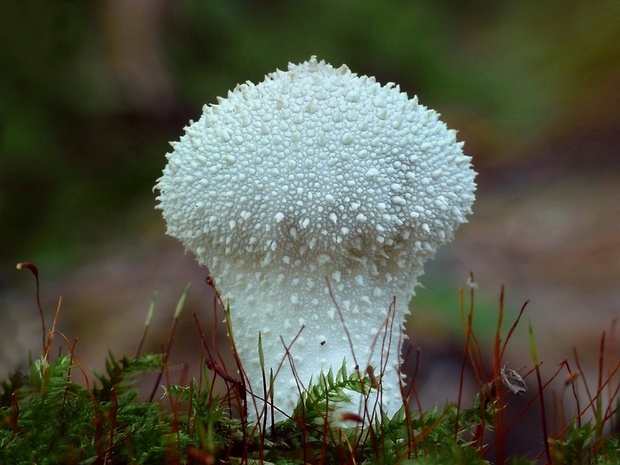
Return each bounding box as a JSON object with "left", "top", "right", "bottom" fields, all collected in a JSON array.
[{"left": 156, "top": 56, "right": 476, "bottom": 422}]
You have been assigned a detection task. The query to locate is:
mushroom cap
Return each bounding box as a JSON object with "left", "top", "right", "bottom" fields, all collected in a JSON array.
[{"left": 156, "top": 57, "right": 476, "bottom": 280}]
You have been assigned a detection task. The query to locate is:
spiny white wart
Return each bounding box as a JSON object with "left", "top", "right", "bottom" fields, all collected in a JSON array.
[{"left": 155, "top": 56, "right": 476, "bottom": 423}]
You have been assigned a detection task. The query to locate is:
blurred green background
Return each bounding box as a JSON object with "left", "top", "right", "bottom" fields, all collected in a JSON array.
[
  {"left": 2, "top": 0, "right": 618, "bottom": 267},
  {"left": 1, "top": 1, "right": 619, "bottom": 457}
]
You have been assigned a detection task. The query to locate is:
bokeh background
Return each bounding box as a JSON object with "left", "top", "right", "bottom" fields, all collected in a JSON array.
[{"left": 1, "top": 0, "right": 619, "bottom": 459}]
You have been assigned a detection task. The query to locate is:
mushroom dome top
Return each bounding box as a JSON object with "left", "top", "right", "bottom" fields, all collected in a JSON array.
[{"left": 156, "top": 57, "right": 476, "bottom": 276}]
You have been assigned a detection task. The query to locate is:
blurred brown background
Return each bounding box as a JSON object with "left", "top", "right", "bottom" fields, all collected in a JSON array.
[{"left": 1, "top": 0, "right": 619, "bottom": 458}]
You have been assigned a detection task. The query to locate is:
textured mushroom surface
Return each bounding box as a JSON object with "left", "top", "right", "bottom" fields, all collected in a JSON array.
[{"left": 156, "top": 57, "right": 476, "bottom": 422}]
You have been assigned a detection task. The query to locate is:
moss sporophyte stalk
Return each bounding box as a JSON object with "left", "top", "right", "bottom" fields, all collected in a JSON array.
[
  {"left": 6, "top": 263, "right": 620, "bottom": 463},
  {"left": 155, "top": 56, "right": 477, "bottom": 423}
]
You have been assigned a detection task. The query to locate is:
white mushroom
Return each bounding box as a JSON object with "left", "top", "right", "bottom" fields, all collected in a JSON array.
[{"left": 155, "top": 57, "right": 476, "bottom": 422}]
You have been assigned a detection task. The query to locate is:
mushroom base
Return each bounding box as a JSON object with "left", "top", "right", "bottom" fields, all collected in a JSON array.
[{"left": 215, "top": 266, "right": 415, "bottom": 424}]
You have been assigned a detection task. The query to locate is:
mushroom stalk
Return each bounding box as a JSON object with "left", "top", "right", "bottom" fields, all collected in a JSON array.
[{"left": 156, "top": 57, "right": 476, "bottom": 423}]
